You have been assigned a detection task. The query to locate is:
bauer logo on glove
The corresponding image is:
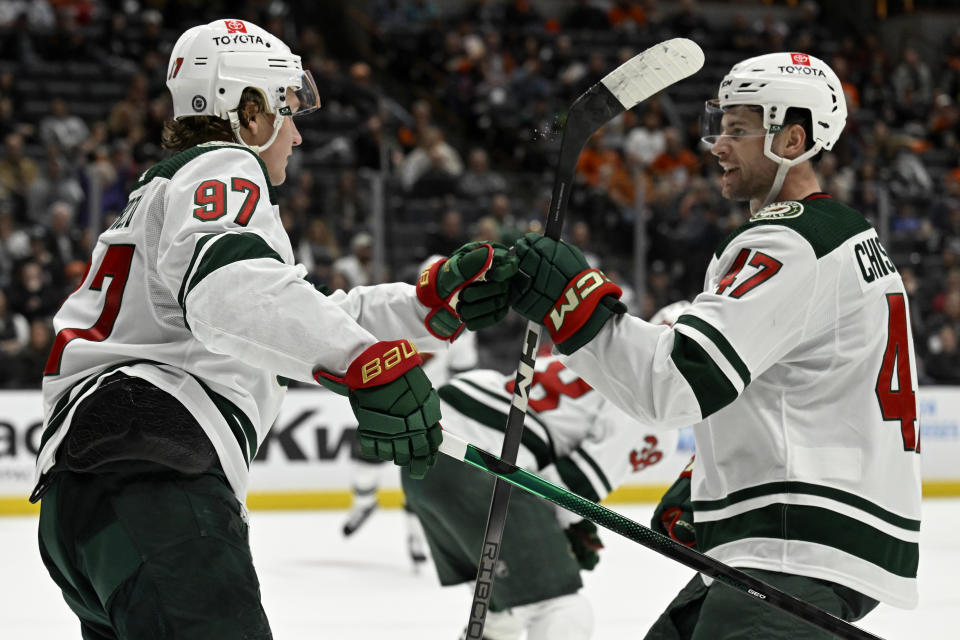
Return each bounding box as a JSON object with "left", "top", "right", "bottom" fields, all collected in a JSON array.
[{"left": 360, "top": 340, "right": 419, "bottom": 384}]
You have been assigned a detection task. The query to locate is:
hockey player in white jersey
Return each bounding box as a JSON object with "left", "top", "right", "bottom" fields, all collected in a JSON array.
[
  {"left": 31, "top": 19, "right": 515, "bottom": 639},
  {"left": 402, "top": 351, "right": 678, "bottom": 640},
  {"left": 492, "top": 52, "right": 922, "bottom": 638}
]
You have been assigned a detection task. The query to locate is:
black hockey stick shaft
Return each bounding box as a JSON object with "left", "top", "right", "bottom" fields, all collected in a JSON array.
[
  {"left": 442, "top": 432, "right": 885, "bottom": 640},
  {"left": 463, "top": 82, "right": 626, "bottom": 640},
  {"left": 464, "top": 39, "right": 705, "bottom": 639}
]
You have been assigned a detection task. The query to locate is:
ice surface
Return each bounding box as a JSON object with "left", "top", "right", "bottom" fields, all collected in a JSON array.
[{"left": 1, "top": 500, "right": 956, "bottom": 639}]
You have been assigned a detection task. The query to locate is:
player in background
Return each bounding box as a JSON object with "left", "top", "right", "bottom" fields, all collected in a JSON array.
[
  {"left": 343, "top": 254, "right": 479, "bottom": 570},
  {"left": 495, "top": 52, "right": 922, "bottom": 638},
  {"left": 402, "top": 346, "right": 679, "bottom": 640},
  {"left": 30, "top": 19, "right": 514, "bottom": 639}
]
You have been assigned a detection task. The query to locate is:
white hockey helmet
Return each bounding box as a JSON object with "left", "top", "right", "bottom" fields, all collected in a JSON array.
[
  {"left": 701, "top": 52, "right": 847, "bottom": 207},
  {"left": 166, "top": 19, "right": 320, "bottom": 151}
]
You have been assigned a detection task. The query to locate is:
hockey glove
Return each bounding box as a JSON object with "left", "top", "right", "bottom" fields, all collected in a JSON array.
[
  {"left": 314, "top": 340, "right": 442, "bottom": 479},
  {"left": 565, "top": 519, "right": 604, "bottom": 571},
  {"left": 417, "top": 241, "right": 518, "bottom": 340},
  {"left": 651, "top": 456, "right": 696, "bottom": 547},
  {"left": 510, "top": 233, "right": 626, "bottom": 355}
]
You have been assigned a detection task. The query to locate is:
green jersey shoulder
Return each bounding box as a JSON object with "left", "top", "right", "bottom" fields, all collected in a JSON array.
[
  {"left": 131, "top": 142, "right": 277, "bottom": 204},
  {"left": 715, "top": 195, "right": 872, "bottom": 259}
]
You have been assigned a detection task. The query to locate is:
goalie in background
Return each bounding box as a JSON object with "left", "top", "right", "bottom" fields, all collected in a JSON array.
[{"left": 401, "top": 342, "right": 680, "bottom": 640}]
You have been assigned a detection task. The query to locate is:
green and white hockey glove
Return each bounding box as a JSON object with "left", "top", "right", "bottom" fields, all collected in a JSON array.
[
  {"left": 565, "top": 519, "right": 604, "bottom": 571},
  {"left": 510, "top": 232, "right": 626, "bottom": 355},
  {"left": 314, "top": 340, "right": 442, "bottom": 479},
  {"left": 417, "top": 241, "right": 518, "bottom": 340},
  {"left": 651, "top": 455, "right": 696, "bottom": 548}
]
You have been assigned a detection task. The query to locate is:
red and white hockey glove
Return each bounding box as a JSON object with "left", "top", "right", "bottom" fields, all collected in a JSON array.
[
  {"left": 314, "top": 340, "right": 442, "bottom": 478},
  {"left": 417, "top": 241, "right": 518, "bottom": 341},
  {"left": 510, "top": 233, "right": 626, "bottom": 355}
]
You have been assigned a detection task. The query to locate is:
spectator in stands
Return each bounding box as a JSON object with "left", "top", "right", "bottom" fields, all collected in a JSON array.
[
  {"left": 6, "top": 259, "right": 61, "bottom": 322},
  {"left": 298, "top": 218, "right": 340, "bottom": 287},
  {"left": 39, "top": 97, "right": 89, "bottom": 159},
  {"left": 562, "top": 0, "right": 610, "bottom": 31},
  {"left": 923, "top": 324, "right": 960, "bottom": 384},
  {"left": 0, "top": 203, "right": 29, "bottom": 288},
  {"left": 107, "top": 73, "right": 149, "bottom": 140},
  {"left": 650, "top": 126, "right": 699, "bottom": 190},
  {"left": 26, "top": 148, "right": 84, "bottom": 225},
  {"left": 427, "top": 208, "right": 469, "bottom": 257},
  {"left": 13, "top": 316, "right": 52, "bottom": 388},
  {"left": 457, "top": 147, "right": 507, "bottom": 208},
  {"left": 0, "top": 287, "right": 28, "bottom": 387},
  {"left": 333, "top": 231, "right": 376, "bottom": 289},
  {"left": 569, "top": 220, "right": 601, "bottom": 268},
  {"left": 892, "top": 46, "right": 934, "bottom": 122},
  {"left": 399, "top": 125, "right": 463, "bottom": 195},
  {"left": 44, "top": 200, "right": 85, "bottom": 269},
  {"left": 607, "top": 1, "right": 647, "bottom": 33},
  {"left": 324, "top": 168, "right": 373, "bottom": 245},
  {"left": 723, "top": 12, "right": 760, "bottom": 54},
  {"left": 488, "top": 192, "right": 523, "bottom": 246},
  {"left": 0, "top": 131, "right": 38, "bottom": 220},
  {"left": 624, "top": 106, "right": 667, "bottom": 169},
  {"left": 669, "top": 0, "right": 709, "bottom": 40}
]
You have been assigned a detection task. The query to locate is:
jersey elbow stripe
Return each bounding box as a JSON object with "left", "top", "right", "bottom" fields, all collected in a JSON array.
[
  {"left": 555, "top": 455, "right": 602, "bottom": 502},
  {"left": 670, "top": 331, "right": 740, "bottom": 417},
  {"left": 675, "top": 315, "right": 750, "bottom": 387},
  {"left": 179, "top": 232, "right": 284, "bottom": 319},
  {"left": 438, "top": 383, "right": 554, "bottom": 469},
  {"left": 695, "top": 503, "right": 919, "bottom": 578},
  {"left": 571, "top": 446, "right": 613, "bottom": 496}
]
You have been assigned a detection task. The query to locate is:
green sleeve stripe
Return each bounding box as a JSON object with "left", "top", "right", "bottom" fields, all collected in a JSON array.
[
  {"left": 574, "top": 446, "right": 613, "bottom": 495},
  {"left": 197, "top": 379, "right": 258, "bottom": 467},
  {"left": 555, "top": 455, "right": 601, "bottom": 502},
  {"left": 692, "top": 480, "right": 920, "bottom": 531},
  {"left": 180, "top": 232, "right": 283, "bottom": 314},
  {"left": 438, "top": 383, "right": 554, "bottom": 469},
  {"left": 670, "top": 332, "right": 739, "bottom": 418},
  {"left": 458, "top": 378, "right": 558, "bottom": 458},
  {"left": 177, "top": 234, "right": 217, "bottom": 312},
  {"left": 696, "top": 503, "right": 919, "bottom": 578},
  {"left": 676, "top": 315, "right": 750, "bottom": 386}
]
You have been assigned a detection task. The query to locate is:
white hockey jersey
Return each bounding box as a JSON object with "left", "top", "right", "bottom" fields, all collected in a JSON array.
[
  {"left": 35, "top": 143, "right": 446, "bottom": 501},
  {"left": 567, "top": 194, "right": 921, "bottom": 608},
  {"left": 438, "top": 355, "right": 678, "bottom": 504}
]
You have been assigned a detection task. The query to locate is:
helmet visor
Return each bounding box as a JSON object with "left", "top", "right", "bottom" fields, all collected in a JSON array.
[
  {"left": 700, "top": 100, "right": 767, "bottom": 145},
  {"left": 280, "top": 70, "right": 321, "bottom": 117}
]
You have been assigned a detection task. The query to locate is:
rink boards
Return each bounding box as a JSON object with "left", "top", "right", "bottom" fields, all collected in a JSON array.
[{"left": 1, "top": 387, "right": 958, "bottom": 514}]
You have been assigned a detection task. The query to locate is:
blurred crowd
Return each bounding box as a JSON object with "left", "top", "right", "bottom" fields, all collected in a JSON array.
[{"left": 1, "top": 0, "right": 959, "bottom": 388}]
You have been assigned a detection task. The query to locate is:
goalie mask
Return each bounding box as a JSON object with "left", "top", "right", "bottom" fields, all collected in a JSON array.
[
  {"left": 166, "top": 19, "right": 321, "bottom": 153},
  {"left": 700, "top": 52, "right": 846, "bottom": 207}
]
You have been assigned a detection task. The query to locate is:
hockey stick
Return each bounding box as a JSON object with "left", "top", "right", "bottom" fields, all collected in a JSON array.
[
  {"left": 463, "top": 38, "right": 705, "bottom": 639},
  {"left": 442, "top": 432, "right": 886, "bottom": 640}
]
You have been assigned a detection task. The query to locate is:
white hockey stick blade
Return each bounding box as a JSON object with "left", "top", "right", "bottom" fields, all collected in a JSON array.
[{"left": 601, "top": 37, "right": 705, "bottom": 110}]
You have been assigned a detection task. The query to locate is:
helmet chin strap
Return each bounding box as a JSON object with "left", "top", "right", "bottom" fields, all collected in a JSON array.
[
  {"left": 228, "top": 110, "right": 284, "bottom": 154},
  {"left": 757, "top": 133, "right": 823, "bottom": 211}
]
